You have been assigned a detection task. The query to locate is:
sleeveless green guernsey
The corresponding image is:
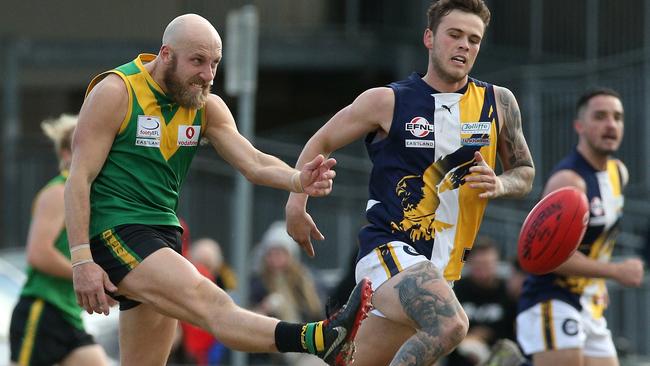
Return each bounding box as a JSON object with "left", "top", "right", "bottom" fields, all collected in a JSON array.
[
  {"left": 20, "top": 172, "right": 84, "bottom": 330},
  {"left": 86, "top": 54, "right": 206, "bottom": 237}
]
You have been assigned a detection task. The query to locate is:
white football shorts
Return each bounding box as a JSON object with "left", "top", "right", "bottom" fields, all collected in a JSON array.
[{"left": 516, "top": 299, "right": 616, "bottom": 358}]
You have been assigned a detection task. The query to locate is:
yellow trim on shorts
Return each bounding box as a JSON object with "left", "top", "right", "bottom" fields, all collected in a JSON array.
[
  {"left": 101, "top": 229, "right": 139, "bottom": 269},
  {"left": 18, "top": 298, "right": 45, "bottom": 365},
  {"left": 375, "top": 247, "right": 392, "bottom": 278},
  {"left": 314, "top": 321, "right": 325, "bottom": 352},
  {"left": 541, "top": 301, "right": 556, "bottom": 350}
]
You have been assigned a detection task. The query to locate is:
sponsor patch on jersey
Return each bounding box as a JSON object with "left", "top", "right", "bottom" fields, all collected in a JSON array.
[
  {"left": 460, "top": 121, "right": 491, "bottom": 146},
  {"left": 136, "top": 116, "right": 161, "bottom": 148},
  {"left": 405, "top": 117, "right": 434, "bottom": 138},
  {"left": 405, "top": 139, "right": 435, "bottom": 148},
  {"left": 137, "top": 116, "right": 162, "bottom": 138},
  {"left": 178, "top": 125, "right": 201, "bottom": 146},
  {"left": 135, "top": 138, "right": 160, "bottom": 147}
]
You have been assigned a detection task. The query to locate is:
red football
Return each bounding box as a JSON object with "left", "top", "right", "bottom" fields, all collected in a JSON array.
[{"left": 518, "top": 187, "right": 589, "bottom": 275}]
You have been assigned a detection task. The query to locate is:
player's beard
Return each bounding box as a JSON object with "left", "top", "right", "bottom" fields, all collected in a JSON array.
[
  {"left": 163, "top": 56, "right": 210, "bottom": 109},
  {"left": 431, "top": 47, "right": 469, "bottom": 84}
]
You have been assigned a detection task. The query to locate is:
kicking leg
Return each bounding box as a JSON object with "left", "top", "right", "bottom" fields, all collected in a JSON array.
[{"left": 117, "top": 247, "right": 372, "bottom": 365}]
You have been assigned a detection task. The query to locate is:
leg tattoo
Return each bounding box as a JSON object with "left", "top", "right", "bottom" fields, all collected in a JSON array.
[{"left": 390, "top": 262, "right": 465, "bottom": 366}]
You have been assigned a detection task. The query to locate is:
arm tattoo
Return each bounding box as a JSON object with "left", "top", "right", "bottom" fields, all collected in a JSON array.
[
  {"left": 496, "top": 87, "right": 533, "bottom": 169},
  {"left": 391, "top": 262, "right": 463, "bottom": 365},
  {"left": 496, "top": 87, "right": 535, "bottom": 197}
]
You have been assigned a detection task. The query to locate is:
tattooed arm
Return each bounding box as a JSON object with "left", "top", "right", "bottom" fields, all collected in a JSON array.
[{"left": 494, "top": 86, "right": 535, "bottom": 198}]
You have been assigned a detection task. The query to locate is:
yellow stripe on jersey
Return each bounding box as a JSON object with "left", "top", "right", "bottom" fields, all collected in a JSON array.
[
  {"left": 606, "top": 160, "right": 621, "bottom": 197},
  {"left": 444, "top": 82, "right": 496, "bottom": 280},
  {"left": 18, "top": 298, "right": 45, "bottom": 366},
  {"left": 86, "top": 69, "right": 134, "bottom": 135},
  {"left": 589, "top": 280, "right": 607, "bottom": 319},
  {"left": 129, "top": 55, "right": 199, "bottom": 161}
]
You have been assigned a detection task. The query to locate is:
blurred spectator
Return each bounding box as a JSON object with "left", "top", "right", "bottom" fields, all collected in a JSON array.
[
  {"left": 446, "top": 237, "right": 517, "bottom": 366},
  {"left": 249, "top": 221, "right": 324, "bottom": 365}
]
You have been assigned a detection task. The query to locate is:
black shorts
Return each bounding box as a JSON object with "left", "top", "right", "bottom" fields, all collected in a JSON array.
[
  {"left": 10, "top": 296, "right": 95, "bottom": 366},
  {"left": 90, "top": 224, "right": 182, "bottom": 310}
]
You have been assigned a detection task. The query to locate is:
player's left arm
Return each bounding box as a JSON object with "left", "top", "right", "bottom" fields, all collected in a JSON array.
[
  {"left": 493, "top": 86, "right": 535, "bottom": 197},
  {"left": 204, "top": 94, "right": 335, "bottom": 196}
]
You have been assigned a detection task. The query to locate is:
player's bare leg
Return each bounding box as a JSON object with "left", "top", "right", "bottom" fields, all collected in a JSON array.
[
  {"left": 585, "top": 356, "right": 619, "bottom": 366},
  {"left": 117, "top": 248, "right": 279, "bottom": 353},
  {"left": 353, "top": 261, "right": 468, "bottom": 366},
  {"left": 353, "top": 314, "right": 415, "bottom": 366},
  {"left": 533, "top": 349, "right": 583, "bottom": 366},
  {"left": 116, "top": 247, "right": 372, "bottom": 366},
  {"left": 118, "top": 303, "right": 178, "bottom": 366},
  {"left": 60, "top": 344, "right": 109, "bottom": 366}
]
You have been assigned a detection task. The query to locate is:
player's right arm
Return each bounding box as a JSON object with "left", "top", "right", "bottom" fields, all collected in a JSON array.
[
  {"left": 65, "top": 74, "right": 124, "bottom": 315},
  {"left": 547, "top": 169, "right": 644, "bottom": 287},
  {"left": 285, "top": 87, "right": 394, "bottom": 256}
]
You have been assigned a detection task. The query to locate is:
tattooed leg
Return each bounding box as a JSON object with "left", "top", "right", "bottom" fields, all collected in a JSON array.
[{"left": 387, "top": 262, "right": 467, "bottom": 366}]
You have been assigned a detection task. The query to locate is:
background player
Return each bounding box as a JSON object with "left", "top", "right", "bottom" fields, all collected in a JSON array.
[
  {"left": 10, "top": 114, "right": 109, "bottom": 366},
  {"left": 517, "top": 87, "right": 644, "bottom": 366}
]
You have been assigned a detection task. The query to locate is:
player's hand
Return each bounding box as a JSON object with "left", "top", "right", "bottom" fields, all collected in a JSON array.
[
  {"left": 612, "top": 258, "right": 644, "bottom": 287},
  {"left": 285, "top": 198, "right": 325, "bottom": 257},
  {"left": 466, "top": 151, "right": 503, "bottom": 199},
  {"left": 72, "top": 262, "right": 118, "bottom": 315},
  {"left": 299, "top": 154, "right": 337, "bottom": 197}
]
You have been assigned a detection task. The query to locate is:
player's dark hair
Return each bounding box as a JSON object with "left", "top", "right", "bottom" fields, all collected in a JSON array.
[
  {"left": 576, "top": 87, "right": 621, "bottom": 118},
  {"left": 427, "top": 0, "right": 491, "bottom": 34}
]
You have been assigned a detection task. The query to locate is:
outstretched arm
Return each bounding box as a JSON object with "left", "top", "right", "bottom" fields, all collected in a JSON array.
[
  {"left": 286, "top": 87, "right": 394, "bottom": 256},
  {"left": 203, "top": 94, "right": 336, "bottom": 196}
]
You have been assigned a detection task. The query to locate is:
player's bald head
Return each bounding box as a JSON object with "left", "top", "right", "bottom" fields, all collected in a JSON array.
[{"left": 162, "top": 13, "right": 221, "bottom": 52}]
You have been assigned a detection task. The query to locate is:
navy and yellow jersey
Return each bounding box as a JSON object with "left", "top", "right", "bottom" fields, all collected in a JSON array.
[
  {"left": 358, "top": 73, "right": 500, "bottom": 281},
  {"left": 518, "top": 149, "right": 624, "bottom": 318},
  {"left": 86, "top": 54, "right": 206, "bottom": 238},
  {"left": 20, "top": 172, "right": 84, "bottom": 330}
]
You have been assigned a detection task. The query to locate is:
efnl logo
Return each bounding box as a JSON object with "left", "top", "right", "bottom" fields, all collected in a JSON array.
[{"left": 405, "top": 117, "right": 434, "bottom": 138}]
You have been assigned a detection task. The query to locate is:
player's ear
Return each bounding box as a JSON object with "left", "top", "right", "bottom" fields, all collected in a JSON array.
[
  {"left": 160, "top": 45, "right": 174, "bottom": 64},
  {"left": 424, "top": 28, "right": 434, "bottom": 49},
  {"left": 573, "top": 119, "right": 583, "bottom": 134}
]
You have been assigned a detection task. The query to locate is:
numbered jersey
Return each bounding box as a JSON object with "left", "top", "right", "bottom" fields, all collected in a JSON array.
[
  {"left": 358, "top": 73, "right": 500, "bottom": 281},
  {"left": 86, "top": 54, "right": 206, "bottom": 237},
  {"left": 519, "top": 149, "right": 624, "bottom": 318}
]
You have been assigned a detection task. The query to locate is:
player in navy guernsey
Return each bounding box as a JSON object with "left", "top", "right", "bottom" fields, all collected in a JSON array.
[
  {"left": 286, "top": 1, "right": 535, "bottom": 365},
  {"left": 516, "top": 88, "right": 644, "bottom": 366}
]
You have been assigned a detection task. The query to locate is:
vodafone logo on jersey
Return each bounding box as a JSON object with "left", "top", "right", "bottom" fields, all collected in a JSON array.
[
  {"left": 405, "top": 117, "right": 434, "bottom": 138},
  {"left": 178, "top": 125, "right": 201, "bottom": 146}
]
